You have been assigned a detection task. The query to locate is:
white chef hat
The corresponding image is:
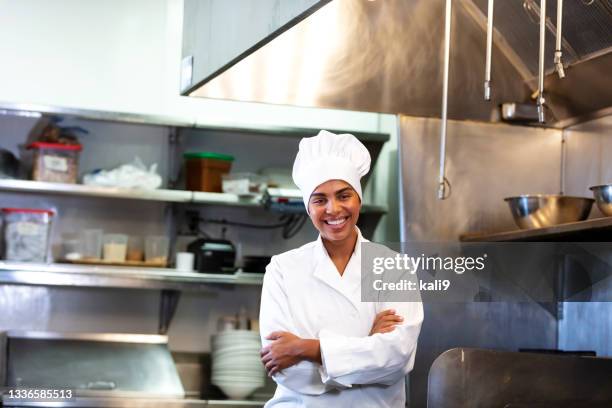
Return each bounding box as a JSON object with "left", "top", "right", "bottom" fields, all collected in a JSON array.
[{"left": 292, "top": 130, "right": 371, "bottom": 212}]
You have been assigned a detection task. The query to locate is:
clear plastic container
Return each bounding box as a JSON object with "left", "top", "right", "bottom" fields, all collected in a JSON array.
[
  {"left": 62, "top": 238, "right": 82, "bottom": 260},
  {"left": 1, "top": 208, "right": 54, "bottom": 263},
  {"left": 28, "top": 142, "right": 82, "bottom": 184},
  {"left": 81, "top": 229, "right": 103, "bottom": 260},
  {"left": 103, "top": 234, "right": 127, "bottom": 262},
  {"left": 145, "top": 235, "right": 169, "bottom": 266},
  {"left": 127, "top": 235, "right": 144, "bottom": 261}
]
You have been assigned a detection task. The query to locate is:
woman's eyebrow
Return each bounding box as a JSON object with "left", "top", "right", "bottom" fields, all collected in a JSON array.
[{"left": 335, "top": 187, "right": 353, "bottom": 195}]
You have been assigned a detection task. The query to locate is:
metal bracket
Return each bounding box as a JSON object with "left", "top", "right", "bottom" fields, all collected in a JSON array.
[
  {"left": 167, "top": 127, "right": 181, "bottom": 189},
  {"left": 158, "top": 289, "right": 181, "bottom": 335}
]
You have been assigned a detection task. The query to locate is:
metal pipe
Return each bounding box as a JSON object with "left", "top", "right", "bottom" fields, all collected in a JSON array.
[
  {"left": 484, "top": 0, "right": 494, "bottom": 101},
  {"left": 554, "top": 0, "right": 565, "bottom": 78},
  {"left": 537, "top": 0, "right": 547, "bottom": 123},
  {"left": 438, "top": 0, "right": 452, "bottom": 200},
  {"left": 560, "top": 130, "right": 566, "bottom": 195}
]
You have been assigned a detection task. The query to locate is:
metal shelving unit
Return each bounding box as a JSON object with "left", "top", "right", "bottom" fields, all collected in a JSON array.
[{"left": 0, "top": 103, "right": 391, "bottom": 336}]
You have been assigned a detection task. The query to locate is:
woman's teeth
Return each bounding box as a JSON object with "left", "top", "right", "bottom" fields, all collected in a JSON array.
[{"left": 326, "top": 217, "right": 348, "bottom": 225}]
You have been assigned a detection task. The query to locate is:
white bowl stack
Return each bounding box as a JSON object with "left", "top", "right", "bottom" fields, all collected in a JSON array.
[{"left": 211, "top": 330, "right": 265, "bottom": 399}]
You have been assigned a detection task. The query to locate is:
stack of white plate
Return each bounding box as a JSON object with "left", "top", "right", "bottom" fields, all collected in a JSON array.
[{"left": 211, "top": 330, "right": 265, "bottom": 399}]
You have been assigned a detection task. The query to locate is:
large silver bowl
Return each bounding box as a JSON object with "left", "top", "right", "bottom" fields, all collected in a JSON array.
[
  {"left": 504, "top": 194, "right": 594, "bottom": 229},
  {"left": 589, "top": 185, "right": 612, "bottom": 216}
]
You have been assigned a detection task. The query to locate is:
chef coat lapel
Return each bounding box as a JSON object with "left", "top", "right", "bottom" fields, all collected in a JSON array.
[{"left": 312, "top": 228, "right": 367, "bottom": 312}]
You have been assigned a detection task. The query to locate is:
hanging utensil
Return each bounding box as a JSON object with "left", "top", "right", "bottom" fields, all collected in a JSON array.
[
  {"left": 484, "top": 0, "right": 494, "bottom": 101},
  {"left": 537, "top": 0, "right": 547, "bottom": 123},
  {"left": 554, "top": 0, "right": 565, "bottom": 78},
  {"left": 438, "top": 0, "right": 452, "bottom": 200}
]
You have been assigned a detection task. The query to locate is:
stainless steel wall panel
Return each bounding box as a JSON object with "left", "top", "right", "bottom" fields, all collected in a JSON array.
[
  {"left": 399, "top": 116, "right": 562, "bottom": 241},
  {"left": 558, "top": 301, "right": 612, "bottom": 357},
  {"left": 563, "top": 115, "right": 612, "bottom": 206},
  {"left": 398, "top": 116, "right": 562, "bottom": 407}
]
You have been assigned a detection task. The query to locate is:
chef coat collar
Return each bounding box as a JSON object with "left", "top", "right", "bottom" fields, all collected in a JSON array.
[{"left": 313, "top": 227, "right": 368, "bottom": 311}]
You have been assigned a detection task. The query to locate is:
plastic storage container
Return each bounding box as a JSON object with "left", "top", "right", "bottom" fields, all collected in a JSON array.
[
  {"left": 81, "top": 229, "right": 103, "bottom": 260},
  {"left": 184, "top": 152, "right": 234, "bottom": 192},
  {"left": 145, "top": 235, "right": 169, "bottom": 266},
  {"left": 127, "top": 235, "right": 144, "bottom": 261},
  {"left": 28, "top": 142, "right": 82, "bottom": 184},
  {"left": 103, "top": 234, "right": 128, "bottom": 262},
  {"left": 1, "top": 208, "right": 54, "bottom": 262}
]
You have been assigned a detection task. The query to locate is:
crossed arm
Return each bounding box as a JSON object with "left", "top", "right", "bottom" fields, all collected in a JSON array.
[
  {"left": 260, "top": 309, "right": 404, "bottom": 376},
  {"left": 259, "top": 258, "right": 423, "bottom": 393}
]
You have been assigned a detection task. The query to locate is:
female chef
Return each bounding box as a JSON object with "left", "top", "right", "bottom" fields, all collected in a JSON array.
[{"left": 259, "top": 130, "right": 423, "bottom": 407}]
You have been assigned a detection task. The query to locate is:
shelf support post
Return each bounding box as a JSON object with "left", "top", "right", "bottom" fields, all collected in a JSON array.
[{"left": 159, "top": 289, "right": 181, "bottom": 334}]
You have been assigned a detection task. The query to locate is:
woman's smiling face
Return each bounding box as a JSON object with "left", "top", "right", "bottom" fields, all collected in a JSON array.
[{"left": 308, "top": 179, "right": 361, "bottom": 242}]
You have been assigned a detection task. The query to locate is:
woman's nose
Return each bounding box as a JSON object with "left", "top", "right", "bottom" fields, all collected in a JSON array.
[{"left": 325, "top": 199, "right": 340, "bottom": 214}]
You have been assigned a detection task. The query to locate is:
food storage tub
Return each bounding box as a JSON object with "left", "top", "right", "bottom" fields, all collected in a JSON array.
[
  {"left": 28, "top": 142, "right": 82, "bottom": 184},
  {"left": 184, "top": 152, "right": 234, "bottom": 192},
  {"left": 1, "top": 208, "right": 54, "bottom": 262},
  {"left": 103, "top": 234, "right": 128, "bottom": 262}
]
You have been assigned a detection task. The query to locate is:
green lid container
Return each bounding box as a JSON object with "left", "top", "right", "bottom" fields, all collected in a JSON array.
[{"left": 183, "top": 152, "right": 234, "bottom": 161}]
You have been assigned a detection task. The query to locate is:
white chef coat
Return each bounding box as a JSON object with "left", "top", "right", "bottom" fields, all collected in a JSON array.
[{"left": 259, "top": 229, "right": 423, "bottom": 407}]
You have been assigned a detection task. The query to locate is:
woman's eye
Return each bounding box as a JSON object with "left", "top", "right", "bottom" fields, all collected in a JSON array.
[{"left": 340, "top": 194, "right": 351, "bottom": 200}]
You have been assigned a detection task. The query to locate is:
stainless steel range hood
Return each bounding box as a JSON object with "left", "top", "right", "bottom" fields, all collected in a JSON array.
[{"left": 182, "top": 0, "right": 612, "bottom": 126}]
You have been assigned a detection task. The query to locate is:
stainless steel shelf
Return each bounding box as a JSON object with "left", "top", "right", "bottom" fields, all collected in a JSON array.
[
  {"left": 460, "top": 216, "right": 612, "bottom": 242},
  {"left": 0, "top": 179, "right": 387, "bottom": 214},
  {"left": 0, "top": 101, "right": 390, "bottom": 143},
  {"left": 0, "top": 262, "right": 264, "bottom": 291},
  {"left": 0, "top": 179, "right": 259, "bottom": 206},
  {"left": 192, "top": 191, "right": 262, "bottom": 207},
  {"left": 0, "top": 179, "right": 193, "bottom": 203}
]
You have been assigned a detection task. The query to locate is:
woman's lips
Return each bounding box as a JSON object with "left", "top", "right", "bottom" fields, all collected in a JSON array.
[{"left": 324, "top": 216, "right": 349, "bottom": 230}]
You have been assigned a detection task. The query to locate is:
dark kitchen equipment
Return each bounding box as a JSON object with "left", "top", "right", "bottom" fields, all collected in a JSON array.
[
  {"left": 187, "top": 238, "right": 236, "bottom": 274},
  {"left": 428, "top": 348, "right": 612, "bottom": 407},
  {"left": 1, "top": 331, "right": 185, "bottom": 407},
  {"left": 0, "top": 149, "right": 18, "bottom": 179},
  {"left": 242, "top": 255, "right": 271, "bottom": 273}
]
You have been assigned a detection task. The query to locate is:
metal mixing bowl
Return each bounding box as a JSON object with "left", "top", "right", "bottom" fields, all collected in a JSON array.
[
  {"left": 589, "top": 185, "right": 612, "bottom": 216},
  {"left": 504, "top": 195, "right": 594, "bottom": 229}
]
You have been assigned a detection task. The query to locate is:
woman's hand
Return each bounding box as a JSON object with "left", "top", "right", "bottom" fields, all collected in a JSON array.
[
  {"left": 369, "top": 309, "right": 403, "bottom": 335},
  {"left": 261, "top": 331, "right": 321, "bottom": 377}
]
